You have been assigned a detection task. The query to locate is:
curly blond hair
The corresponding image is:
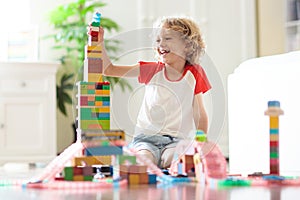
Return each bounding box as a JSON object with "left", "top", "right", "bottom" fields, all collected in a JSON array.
[{"left": 153, "top": 16, "right": 206, "bottom": 65}]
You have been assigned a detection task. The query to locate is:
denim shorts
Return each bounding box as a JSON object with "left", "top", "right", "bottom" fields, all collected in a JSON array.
[{"left": 128, "top": 134, "right": 180, "bottom": 167}]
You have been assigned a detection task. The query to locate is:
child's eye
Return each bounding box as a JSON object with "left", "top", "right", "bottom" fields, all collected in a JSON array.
[
  {"left": 165, "top": 37, "right": 172, "bottom": 40},
  {"left": 156, "top": 39, "right": 161, "bottom": 43}
]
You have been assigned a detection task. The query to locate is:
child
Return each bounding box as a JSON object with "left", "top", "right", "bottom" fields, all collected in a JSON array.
[{"left": 96, "top": 16, "right": 211, "bottom": 168}]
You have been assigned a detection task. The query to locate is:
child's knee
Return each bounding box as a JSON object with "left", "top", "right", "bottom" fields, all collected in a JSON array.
[{"left": 160, "top": 148, "right": 175, "bottom": 169}]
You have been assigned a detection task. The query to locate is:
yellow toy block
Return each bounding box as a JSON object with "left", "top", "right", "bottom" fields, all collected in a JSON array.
[
  {"left": 73, "top": 156, "right": 112, "bottom": 166},
  {"left": 95, "top": 89, "right": 110, "bottom": 95},
  {"left": 86, "top": 52, "right": 102, "bottom": 58},
  {"left": 92, "top": 107, "right": 110, "bottom": 113},
  {"left": 88, "top": 73, "right": 103, "bottom": 82},
  {"left": 269, "top": 117, "right": 279, "bottom": 129},
  {"left": 73, "top": 175, "right": 84, "bottom": 181},
  {"left": 128, "top": 174, "right": 139, "bottom": 185},
  {"left": 102, "top": 90, "right": 110, "bottom": 95},
  {"left": 86, "top": 45, "right": 102, "bottom": 52}
]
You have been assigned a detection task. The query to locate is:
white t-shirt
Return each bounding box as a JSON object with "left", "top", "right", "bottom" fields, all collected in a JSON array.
[{"left": 135, "top": 61, "right": 211, "bottom": 139}]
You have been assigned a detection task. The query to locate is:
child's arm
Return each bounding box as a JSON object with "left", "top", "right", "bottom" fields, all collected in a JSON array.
[
  {"left": 193, "top": 93, "right": 208, "bottom": 133},
  {"left": 98, "top": 27, "right": 140, "bottom": 78}
]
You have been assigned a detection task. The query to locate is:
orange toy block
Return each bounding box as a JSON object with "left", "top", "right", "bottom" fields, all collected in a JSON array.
[{"left": 139, "top": 173, "right": 149, "bottom": 184}]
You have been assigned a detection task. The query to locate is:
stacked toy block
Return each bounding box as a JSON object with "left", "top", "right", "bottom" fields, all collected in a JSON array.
[
  {"left": 74, "top": 12, "right": 124, "bottom": 179},
  {"left": 63, "top": 166, "right": 94, "bottom": 181},
  {"left": 78, "top": 82, "right": 110, "bottom": 130},
  {"left": 84, "top": 12, "right": 103, "bottom": 82},
  {"left": 61, "top": 165, "right": 113, "bottom": 181},
  {"left": 112, "top": 155, "right": 156, "bottom": 184},
  {"left": 77, "top": 11, "right": 110, "bottom": 132},
  {"left": 264, "top": 100, "right": 284, "bottom": 175},
  {"left": 82, "top": 129, "right": 126, "bottom": 157}
]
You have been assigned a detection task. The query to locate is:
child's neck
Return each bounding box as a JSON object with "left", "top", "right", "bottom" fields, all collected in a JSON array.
[{"left": 165, "top": 62, "right": 186, "bottom": 81}]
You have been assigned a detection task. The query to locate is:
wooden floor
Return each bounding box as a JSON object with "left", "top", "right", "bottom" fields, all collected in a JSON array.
[
  {"left": 1, "top": 181, "right": 300, "bottom": 200},
  {"left": 1, "top": 165, "right": 300, "bottom": 200}
]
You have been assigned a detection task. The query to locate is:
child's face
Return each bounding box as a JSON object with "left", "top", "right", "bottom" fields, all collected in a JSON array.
[{"left": 155, "top": 28, "right": 187, "bottom": 66}]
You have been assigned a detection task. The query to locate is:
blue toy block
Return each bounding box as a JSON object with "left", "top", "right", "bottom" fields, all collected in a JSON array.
[
  {"left": 85, "top": 146, "right": 123, "bottom": 156},
  {"left": 148, "top": 174, "right": 157, "bottom": 184}
]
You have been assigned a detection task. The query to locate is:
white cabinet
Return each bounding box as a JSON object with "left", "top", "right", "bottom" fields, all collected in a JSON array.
[{"left": 0, "top": 62, "right": 58, "bottom": 164}]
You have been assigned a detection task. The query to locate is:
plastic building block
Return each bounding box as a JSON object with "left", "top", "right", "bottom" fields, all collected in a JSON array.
[
  {"left": 265, "top": 100, "right": 284, "bottom": 175},
  {"left": 85, "top": 146, "right": 123, "bottom": 156}
]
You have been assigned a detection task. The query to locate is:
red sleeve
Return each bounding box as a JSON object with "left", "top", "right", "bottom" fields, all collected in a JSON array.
[
  {"left": 138, "top": 61, "right": 164, "bottom": 84},
  {"left": 187, "top": 65, "right": 211, "bottom": 94}
]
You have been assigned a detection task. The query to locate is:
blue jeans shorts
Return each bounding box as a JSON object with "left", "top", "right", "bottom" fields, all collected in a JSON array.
[{"left": 128, "top": 134, "right": 180, "bottom": 168}]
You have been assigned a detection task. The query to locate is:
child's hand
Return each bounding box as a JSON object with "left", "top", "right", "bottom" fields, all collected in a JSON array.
[{"left": 98, "top": 27, "right": 104, "bottom": 42}]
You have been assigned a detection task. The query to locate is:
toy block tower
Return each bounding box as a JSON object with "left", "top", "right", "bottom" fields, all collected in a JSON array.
[
  {"left": 264, "top": 100, "right": 284, "bottom": 175},
  {"left": 84, "top": 12, "right": 103, "bottom": 83},
  {"left": 77, "top": 12, "right": 110, "bottom": 139}
]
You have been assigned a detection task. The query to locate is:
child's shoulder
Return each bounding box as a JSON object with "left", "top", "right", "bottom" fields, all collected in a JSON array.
[
  {"left": 139, "top": 61, "right": 164, "bottom": 68},
  {"left": 185, "top": 63, "right": 205, "bottom": 75}
]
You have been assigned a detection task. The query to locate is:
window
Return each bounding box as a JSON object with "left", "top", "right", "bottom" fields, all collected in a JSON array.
[{"left": 0, "top": 0, "right": 38, "bottom": 61}]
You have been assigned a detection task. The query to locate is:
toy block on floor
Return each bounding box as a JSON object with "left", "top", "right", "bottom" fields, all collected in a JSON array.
[
  {"left": 128, "top": 174, "right": 139, "bottom": 185},
  {"left": 148, "top": 174, "right": 157, "bottom": 184}
]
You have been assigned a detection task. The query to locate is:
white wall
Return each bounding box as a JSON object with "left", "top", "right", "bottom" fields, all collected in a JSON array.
[{"left": 32, "top": 0, "right": 256, "bottom": 156}]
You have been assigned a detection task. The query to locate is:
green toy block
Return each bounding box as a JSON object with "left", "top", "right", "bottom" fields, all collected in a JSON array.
[
  {"left": 80, "top": 89, "right": 88, "bottom": 95},
  {"left": 88, "top": 101, "right": 95, "bottom": 106},
  {"left": 80, "top": 119, "right": 110, "bottom": 130},
  {"left": 103, "top": 85, "right": 110, "bottom": 90},
  {"left": 84, "top": 176, "right": 94, "bottom": 181},
  {"left": 64, "top": 167, "right": 74, "bottom": 181},
  {"left": 270, "top": 152, "right": 279, "bottom": 158},
  {"left": 115, "top": 155, "right": 137, "bottom": 165},
  {"left": 88, "top": 90, "right": 95, "bottom": 94},
  {"left": 91, "top": 21, "right": 100, "bottom": 27}
]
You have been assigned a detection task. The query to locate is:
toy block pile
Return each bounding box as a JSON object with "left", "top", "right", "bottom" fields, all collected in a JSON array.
[
  {"left": 112, "top": 155, "right": 156, "bottom": 184},
  {"left": 56, "top": 12, "right": 157, "bottom": 185},
  {"left": 62, "top": 166, "right": 94, "bottom": 181},
  {"left": 170, "top": 131, "right": 227, "bottom": 181},
  {"left": 58, "top": 153, "right": 157, "bottom": 184}
]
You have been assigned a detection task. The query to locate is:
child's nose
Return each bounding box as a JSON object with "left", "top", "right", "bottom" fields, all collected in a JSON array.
[{"left": 159, "top": 39, "right": 166, "bottom": 47}]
